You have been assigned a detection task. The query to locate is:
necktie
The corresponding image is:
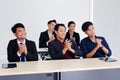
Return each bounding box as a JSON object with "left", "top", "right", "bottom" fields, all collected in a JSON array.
[{"left": 20, "top": 43, "right": 25, "bottom": 62}]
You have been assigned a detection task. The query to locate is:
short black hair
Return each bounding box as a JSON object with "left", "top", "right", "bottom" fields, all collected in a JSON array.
[
  {"left": 68, "top": 21, "right": 76, "bottom": 27},
  {"left": 54, "top": 23, "right": 66, "bottom": 31},
  {"left": 82, "top": 21, "right": 93, "bottom": 32},
  {"left": 47, "top": 20, "right": 57, "bottom": 24},
  {"left": 11, "top": 23, "right": 25, "bottom": 33}
]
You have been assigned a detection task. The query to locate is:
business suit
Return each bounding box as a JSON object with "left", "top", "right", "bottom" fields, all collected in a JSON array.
[
  {"left": 48, "top": 39, "right": 82, "bottom": 60},
  {"left": 39, "top": 30, "right": 54, "bottom": 48},
  {"left": 7, "top": 39, "right": 38, "bottom": 62},
  {"left": 65, "top": 31, "right": 80, "bottom": 46}
]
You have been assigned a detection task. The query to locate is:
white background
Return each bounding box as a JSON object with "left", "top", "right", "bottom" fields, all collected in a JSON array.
[
  {"left": 0, "top": 0, "right": 91, "bottom": 62},
  {"left": 93, "top": 0, "right": 120, "bottom": 57}
]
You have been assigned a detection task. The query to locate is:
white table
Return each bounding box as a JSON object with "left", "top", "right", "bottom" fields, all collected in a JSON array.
[{"left": 0, "top": 57, "right": 120, "bottom": 76}]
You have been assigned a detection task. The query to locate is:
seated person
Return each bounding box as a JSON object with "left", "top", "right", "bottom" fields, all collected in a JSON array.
[
  {"left": 48, "top": 24, "right": 82, "bottom": 60},
  {"left": 80, "top": 21, "right": 112, "bottom": 58},
  {"left": 65, "top": 21, "right": 80, "bottom": 46},
  {"left": 7, "top": 23, "right": 38, "bottom": 62},
  {"left": 39, "top": 20, "right": 57, "bottom": 48}
]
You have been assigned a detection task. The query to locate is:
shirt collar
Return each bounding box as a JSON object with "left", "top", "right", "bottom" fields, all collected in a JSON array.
[{"left": 17, "top": 39, "right": 26, "bottom": 45}]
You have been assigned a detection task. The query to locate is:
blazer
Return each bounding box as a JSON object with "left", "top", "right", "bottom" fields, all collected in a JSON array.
[
  {"left": 65, "top": 31, "right": 80, "bottom": 46},
  {"left": 48, "top": 39, "right": 82, "bottom": 60},
  {"left": 7, "top": 39, "right": 38, "bottom": 62},
  {"left": 39, "top": 30, "right": 54, "bottom": 48}
]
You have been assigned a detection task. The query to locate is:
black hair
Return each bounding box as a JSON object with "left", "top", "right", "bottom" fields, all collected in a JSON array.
[
  {"left": 47, "top": 20, "right": 57, "bottom": 24},
  {"left": 82, "top": 21, "right": 93, "bottom": 32},
  {"left": 11, "top": 23, "right": 25, "bottom": 33},
  {"left": 54, "top": 23, "right": 66, "bottom": 31},
  {"left": 68, "top": 21, "right": 76, "bottom": 27}
]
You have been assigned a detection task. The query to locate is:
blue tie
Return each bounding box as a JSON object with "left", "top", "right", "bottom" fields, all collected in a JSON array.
[
  {"left": 21, "top": 53, "right": 25, "bottom": 62},
  {"left": 20, "top": 43, "right": 25, "bottom": 62}
]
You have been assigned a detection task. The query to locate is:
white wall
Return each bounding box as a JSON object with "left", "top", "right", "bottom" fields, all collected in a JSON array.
[
  {"left": 0, "top": 0, "right": 91, "bottom": 62},
  {"left": 93, "top": 0, "right": 120, "bottom": 57}
]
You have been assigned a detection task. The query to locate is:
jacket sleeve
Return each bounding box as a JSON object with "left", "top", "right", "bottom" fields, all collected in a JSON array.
[
  {"left": 26, "top": 41, "right": 38, "bottom": 61},
  {"left": 48, "top": 42, "right": 66, "bottom": 59},
  {"left": 72, "top": 40, "right": 82, "bottom": 56},
  {"left": 39, "top": 32, "right": 47, "bottom": 48},
  {"left": 7, "top": 41, "right": 20, "bottom": 62}
]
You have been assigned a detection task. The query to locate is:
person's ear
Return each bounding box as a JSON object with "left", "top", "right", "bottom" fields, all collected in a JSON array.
[
  {"left": 84, "top": 31, "right": 87, "bottom": 35},
  {"left": 55, "top": 31, "right": 57, "bottom": 34}
]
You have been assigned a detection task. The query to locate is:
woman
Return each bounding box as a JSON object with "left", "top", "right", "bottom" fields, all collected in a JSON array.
[{"left": 65, "top": 21, "right": 80, "bottom": 46}]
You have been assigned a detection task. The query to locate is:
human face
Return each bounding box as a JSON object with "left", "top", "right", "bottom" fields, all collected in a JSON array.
[
  {"left": 14, "top": 27, "right": 26, "bottom": 40},
  {"left": 55, "top": 26, "right": 66, "bottom": 40},
  {"left": 68, "top": 24, "right": 75, "bottom": 32},
  {"left": 48, "top": 22, "right": 56, "bottom": 32},
  {"left": 85, "top": 25, "right": 95, "bottom": 37}
]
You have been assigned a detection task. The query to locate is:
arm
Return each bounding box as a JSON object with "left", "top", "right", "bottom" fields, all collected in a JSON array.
[
  {"left": 48, "top": 42, "right": 66, "bottom": 59},
  {"left": 7, "top": 41, "right": 20, "bottom": 62},
  {"left": 86, "top": 46, "right": 99, "bottom": 58},
  {"left": 39, "top": 33, "right": 47, "bottom": 48},
  {"left": 26, "top": 41, "right": 38, "bottom": 61},
  {"left": 80, "top": 40, "right": 95, "bottom": 58},
  {"left": 75, "top": 33, "right": 80, "bottom": 46},
  {"left": 71, "top": 40, "right": 82, "bottom": 56},
  {"left": 101, "top": 37, "right": 112, "bottom": 57}
]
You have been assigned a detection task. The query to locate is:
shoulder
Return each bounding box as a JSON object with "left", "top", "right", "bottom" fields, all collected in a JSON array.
[
  {"left": 49, "top": 39, "right": 58, "bottom": 45},
  {"left": 96, "top": 36, "right": 105, "bottom": 40},
  {"left": 26, "top": 39, "right": 35, "bottom": 44},
  {"left": 74, "top": 32, "right": 79, "bottom": 35},
  {"left": 74, "top": 32, "right": 80, "bottom": 36},
  {"left": 41, "top": 30, "right": 48, "bottom": 34},
  {"left": 81, "top": 37, "right": 89, "bottom": 42},
  {"left": 8, "top": 39, "right": 17, "bottom": 44}
]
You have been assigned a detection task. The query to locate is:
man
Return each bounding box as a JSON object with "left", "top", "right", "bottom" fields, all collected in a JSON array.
[
  {"left": 80, "top": 21, "right": 112, "bottom": 58},
  {"left": 7, "top": 23, "right": 38, "bottom": 62},
  {"left": 39, "top": 20, "right": 57, "bottom": 48},
  {"left": 48, "top": 24, "right": 82, "bottom": 60}
]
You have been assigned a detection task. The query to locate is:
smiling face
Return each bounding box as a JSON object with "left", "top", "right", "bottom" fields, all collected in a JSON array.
[
  {"left": 55, "top": 26, "right": 66, "bottom": 40},
  {"left": 85, "top": 25, "right": 95, "bottom": 37},
  {"left": 68, "top": 23, "right": 75, "bottom": 32},
  {"left": 48, "top": 22, "right": 56, "bottom": 32},
  {"left": 14, "top": 27, "right": 26, "bottom": 40}
]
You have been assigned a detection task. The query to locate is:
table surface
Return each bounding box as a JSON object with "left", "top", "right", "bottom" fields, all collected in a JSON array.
[{"left": 0, "top": 57, "right": 120, "bottom": 76}]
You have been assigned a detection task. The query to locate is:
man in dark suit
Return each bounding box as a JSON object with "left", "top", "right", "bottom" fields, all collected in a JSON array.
[
  {"left": 7, "top": 23, "right": 38, "bottom": 62},
  {"left": 48, "top": 24, "right": 82, "bottom": 60},
  {"left": 39, "top": 20, "right": 57, "bottom": 48}
]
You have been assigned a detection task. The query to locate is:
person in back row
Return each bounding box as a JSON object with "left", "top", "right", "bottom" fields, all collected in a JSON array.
[
  {"left": 48, "top": 24, "right": 82, "bottom": 60},
  {"left": 80, "top": 21, "right": 112, "bottom": 58},
  {"left": 7, "top": 23, "right": 38, "bottom": 62},
  {"left": 65, "top": 21, "right": 80, "bottom": 46},
  {"left": 39, "top": 20, "right": 57, "bottom": 48}
]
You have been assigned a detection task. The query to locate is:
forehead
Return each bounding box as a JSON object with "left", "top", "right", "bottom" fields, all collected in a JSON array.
[
  {"left": 88, "top": 25, "right": 94, "bottom": 29},
  {"left": 49, "top": 22, "right": 56, "bottom": 25},
  {"left": 58, "top": 26, "right": 66, "bottom": 30},
  {"left": 16, "top": 27, "right": 25, "bottom": 31},
  {"left": 69, "top": 23, "right": 75, "bottom": 26}
]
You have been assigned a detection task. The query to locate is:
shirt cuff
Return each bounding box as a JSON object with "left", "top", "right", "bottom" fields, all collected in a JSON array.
[{"left": 17, "top": 52, "right": 21, "bottom": 57}]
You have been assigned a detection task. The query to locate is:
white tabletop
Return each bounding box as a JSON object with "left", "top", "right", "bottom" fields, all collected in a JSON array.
[{"left": 0, "top": 57, "right": 120, "bottom": 76}]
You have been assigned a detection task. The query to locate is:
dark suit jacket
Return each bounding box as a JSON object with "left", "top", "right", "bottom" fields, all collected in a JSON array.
[
  {"left": 48, "top": 39, "right": 82, "bottom": 60},
  {"left": 7, "top": 39, "right": 38, "bottom": 62},
  {"left": 65, "top": 31, "right": 80, "bottom": 46},
  {"left": 39, "top": 30, "right": 54, "bottom": 48}
]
